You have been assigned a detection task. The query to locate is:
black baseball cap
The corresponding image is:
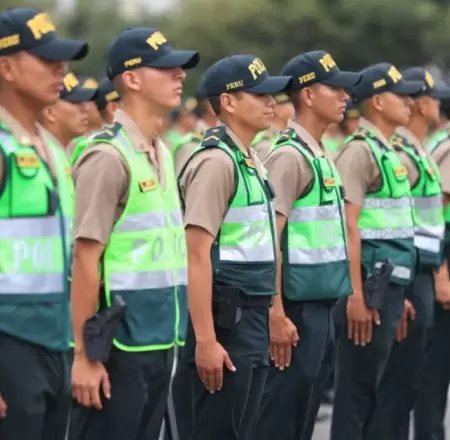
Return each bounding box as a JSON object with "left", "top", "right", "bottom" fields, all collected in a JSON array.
[
  {"left": 402, "top": 67, "right": 450, "bottom": 100},
  {"left": 95, "top": 77, "right": 120, "bottom": 111},
  {"left": 107, "top": 27, "right": 199, "bottom": 79},
  {"left": 60, "top": 72, "right": 97, "bottom": 103},
  {"left": 353, "top": 63, "right": 423, "bottom": 102},
  {"left": 78, "top": 76, "right": 99, "bottom": 90},
  {"left": 281, "top": 50, "right": 361, "bottom": 91},
  {"left": 203, "top": 54, "right": 293, "bottom": 97},
  {"left": 345, "top": 99, "right": 360, "bottom": 119},
  {"left": 0, "top": 8, "right": 88, "bottom": 61}
]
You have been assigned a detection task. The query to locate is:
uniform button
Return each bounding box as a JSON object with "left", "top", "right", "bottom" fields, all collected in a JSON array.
[{"left": 213, "top": 241, "right": 218, "bottom": 245}]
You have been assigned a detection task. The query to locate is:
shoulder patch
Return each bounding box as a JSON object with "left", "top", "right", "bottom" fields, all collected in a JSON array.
[
  {"left": 276, "top": 128, "right": 297, "bottom": 145},
  {"left": 191, "top": 129, "right": 204, "bottom": 143},
  {"left": 201, "top": 125, "right": 227, "bottom": 148},
  {"left": 91, "top": 122, "right": 121, "bottom": 142},
  {"left": 391, "top": 134, "right": 406, "bottom": 151}
]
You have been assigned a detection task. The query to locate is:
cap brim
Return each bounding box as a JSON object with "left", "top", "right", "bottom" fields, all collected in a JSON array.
[
  {"left": 62, "top": 87, "right": 97, "bottom": 103},
  {"left": 246, "top": 76, "right": 293, "bottom": 94},
  {"left": 428, "top": 87, "right": 450, "bottom": 100},
  {"left": 29, "top": 38, "right": 89, "bottom": 61},
  {"left": 392, "top": 80, "right": 423, "bottom": 96},
  {"left": 322, "top": 71, "right": 362, "bottom": 88},
  {"left": 149, "top": 50, "right": 200, "bottom": 70}
]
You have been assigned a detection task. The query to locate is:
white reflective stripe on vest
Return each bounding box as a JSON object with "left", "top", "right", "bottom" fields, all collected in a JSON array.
[
  {"left": 288, "top": 245, "right": 347, "bottom": 264},
  {"left": 109, "top": 267, "right": 187, "bottom": 291},
  {"left": 223, "top": 205, "right": 270, "bottom": 223},
  {"left": 414, "top": 234, "right": 441, "bottom": 253},
  {"left": 0, "top": 217, "right": 60, "bottom": 239},
  {"left": 413, "top": 196, "right": 442, "bottom": 209},
  {"left": 288, "top": 204, "right": 342, "bottom": 222},
  {"left": 114, "top": 209, "right": 183, "bottom": 233},
  {"left": 415, "top": 224, "right": 445, "bottom": 239},
  {"left": 363, "top": 197, "right": 412, "bottom": 209},
  {"left": 0, "top": 272, "right": 64, "bottom": 294},
  {"left": 374, "top": 262, "right": 411, "bottom": 280},
  {"left": 360, "top": 227, "right": 415, "bottom": 240},
  {"left": 220, "top": 244, "right": 274, "bottom": 262}
]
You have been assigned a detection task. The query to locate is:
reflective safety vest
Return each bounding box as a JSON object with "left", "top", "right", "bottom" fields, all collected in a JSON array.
[
  {"left": 88, "top": 122, "right": 188, "bottom": 351},
  {"left": 392, "top": 134, "right": 444, "bottom": 268},
  {"left": 428, "top": 128, "right": 450, "bottom": 245},
  {"left": 348, "top": 129, "right": 416, "bottom": 284},
  {"left": 272, "top": 128, "right": 351, "bottom": 301},
  {"left": 0, "top": 123, "right": 73, "bottom": 350},
  {"left": 321, "top": 135, "right": 342, "bottom": 153},
  {"left": 180, "top": 126, "right": 277, "bottom": 295}
]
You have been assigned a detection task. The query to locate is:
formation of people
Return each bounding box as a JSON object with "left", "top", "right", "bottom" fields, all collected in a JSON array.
[{"left": 1, "top": 6, "right": 450, "bottom": 440}]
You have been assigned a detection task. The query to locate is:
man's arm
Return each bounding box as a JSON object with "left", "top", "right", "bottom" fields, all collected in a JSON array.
[{"left": 435, "top": 192, "right": 450, "bottom": 307}]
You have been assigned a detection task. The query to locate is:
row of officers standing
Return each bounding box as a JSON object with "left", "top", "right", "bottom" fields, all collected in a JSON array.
[{"left": 1, "top": 6, "right": 450, "bottom": 440}]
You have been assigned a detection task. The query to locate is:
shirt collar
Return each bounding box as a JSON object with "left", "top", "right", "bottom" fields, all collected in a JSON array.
[{"left": 359, "top": 117, "right": 393, "bottom": 150}]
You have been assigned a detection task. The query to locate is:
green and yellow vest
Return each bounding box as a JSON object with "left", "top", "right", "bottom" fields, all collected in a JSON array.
[
  {"left": 428, "top": 127, "right": 450, "bottom": 245},
  {"left": 348, "top": 128, "right": 416, "bottom": 284},
  {"left": 179, "top": 126, "right": 277, "bottom": 295},
  {"left": 392, "top": 134, "right": 444, "bottom": 268},
  {"left": 0, "top": 123, "right": 73, "bottom": 350},
  {"left": 271, "top": 128, "right": 351, "bottom": 301},
  {"left": 87, "top": 122, "right": 188, "bottom": 351}
]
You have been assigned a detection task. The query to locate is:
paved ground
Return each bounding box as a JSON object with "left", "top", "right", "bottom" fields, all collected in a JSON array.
[{"left": 311, "top": 403, "right": 450, "bottom": 439}]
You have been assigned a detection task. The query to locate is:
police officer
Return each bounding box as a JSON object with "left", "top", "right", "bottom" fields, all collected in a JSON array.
[
  {"left": 254, "top": 50, "right": 359, "bottom": 440},
  {"left": 251, "top": 92, "right": 295, "bottom": 162},
  {"left": 68, "top": 27, "right": 198, "bottom": 440},
  {"left": 77, "top": 75, "right": 103, "bottom": 133},
  {"left": 41, "top": 71, "right": 96, "bottom": 155},
  {"left": 414, "top": 94, "right": 450, "bottom": 440},
  {"left": 330, "top": 63, "right": 422, "bottom": 440},
  {"left": 164, "top": 97, "right": 199, "bottom": 150},
  {"left": 177, "top": 54, "right": 292, "bottom": 439},
  {"left": 172, "top": 78, "right": 217, "bottom": 176},
  {"left": 366, "top": 67, "right": 449, "bottom": 440},
  {"left": 0, "top": 6, "right": 88, "bottom": 440},
  {"left": 69, "top": 77, "right": 121, "bottom": 165}
]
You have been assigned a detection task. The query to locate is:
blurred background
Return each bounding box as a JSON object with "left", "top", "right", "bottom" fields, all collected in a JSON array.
[{"left": 6, "top": 0, "right": 450, "bottom": 92}]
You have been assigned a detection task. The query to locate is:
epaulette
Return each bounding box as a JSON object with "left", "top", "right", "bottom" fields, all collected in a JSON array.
[
  {"left": 391, "top": 134, "right": 406, "bottom": 151},
  {"left": 201, "top": 126, "right": 227, "bottom": 147},
  {"left": 350, "top": 127, "right": 372, "bottom": 141},
  {"left": 276, "top": 127, "right": 298, "bottom": 145},
  {"left": 91, "top": 122, "right": 121, "bottom": 142},
  {"left": 191, "top": 128, "right": 204, "bottom": 143}
]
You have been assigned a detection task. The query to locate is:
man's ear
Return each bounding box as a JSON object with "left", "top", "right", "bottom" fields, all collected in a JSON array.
[{"left": 41, "top": 105, "right": 57, "bottom": 124}]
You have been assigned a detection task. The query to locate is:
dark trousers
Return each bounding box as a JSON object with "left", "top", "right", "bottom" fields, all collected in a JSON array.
[
  {"left": 0, "top": 332, "right": 71, "bottom": 440},
  {"left": 256, "top": 300, "right": 335, "bottom": 440},
  {"left": 182, "top": 307, "right": 270, "bottom": 440},
  {"left": 330, "top": 283, "right": 405, "bottom": 440},
  {"left": 68, "top": 347, "right": 173, "bottom": 440},
  {"left": 413, "top": 302, "right": 450, "bottom": 440},
  {"left": 366, "top": 270, "right": 435, "bottom": 440}
]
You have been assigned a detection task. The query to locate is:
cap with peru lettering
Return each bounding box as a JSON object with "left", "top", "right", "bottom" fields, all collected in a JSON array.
[
  {"left": 281, "top": 50, "right": 361, "bottom": 90},
  {"left": 352, "top": 63, "right": 423, "bottom": 102},
  {"left": 203, "top": 54, "right": 293, "bottom": 97},
  {"left": 402, "top": 67, "right": 450, "bottom": 100},
  {"left": 107, "top": 27, "right": 199, "bottom": 79},
  {"left": 95, "top": 77, "right": 120, "bottom": 111},
  {"left": 60, "top": 72, "right": 97, "bottom": 103},
  {"left": 0, "top": 8, "right": 88, "bottom": 60}
]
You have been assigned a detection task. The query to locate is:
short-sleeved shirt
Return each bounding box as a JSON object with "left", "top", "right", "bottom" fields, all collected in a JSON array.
[
  {"left": 394, "top": 126, "right": 433, "bottom": 188},
  {"left": 174, "top": 119, "right": 210, "bottom": 177},
  {"left": 72, "top": 109, "right": 166, "bottom": 245},
  {"left": 430, "top": 123, "right": 450, "bottom": 196},
  {"left": 179, "top": 125, "right": 267, "bottom": 238},
  {"left": 252, "top": 126, "right": 282, "bottom": 163},
  {"left": 263, "top": 120, "right": 327, "bottom": 218},
  {"left": 334, "top": 117, "right": 394, "bottom": 207},
  {"left": 0, "top": 105, "right": 61, "bottom": 184}
]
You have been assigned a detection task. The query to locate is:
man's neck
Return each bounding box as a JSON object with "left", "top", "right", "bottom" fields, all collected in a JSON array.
[
  {"left": 0, "top": 93, "right": 41, "bottom": 136},
  {"left": 364, "top": 114, "right": 395, "bottom": 141},
  {"left": 406, "top": 117, "right": 429, "bottom": 143},
  {"left": 121, "top": 100, "right": 162, "bottom": 141},
  {"left": 295, "top": 111, "right": 328, "bottom": 143},
  {"left": 203, "top": 114, "right": 217, "bottom": 128},
  {"left": 220, "top": 117, "right": 254, "bottom": 151}
]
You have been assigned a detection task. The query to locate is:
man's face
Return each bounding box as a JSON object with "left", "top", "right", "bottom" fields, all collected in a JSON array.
[
  {"left": 379, "top": 92, "right": 413, "bottom": 126},
  {"left": 84, "top": 101, "right": 102, "bottom": 130},
  {"left": 274, "top": 102, "right": 295, "bottom": 125},
  {"left": 309, "top": 84, "right": 349, "bottom": 124},
  {"left": 0, "top": 52, "right": 65, "bottom": 106},
  {"left": 52, "top": 100, "right": 89, "bottom": 140},
  {"left": 421, "top": 96, "right": 440, "bottom": 126},
  {"left": 231, "top": 92, "right": 276, "bottom": 132}
]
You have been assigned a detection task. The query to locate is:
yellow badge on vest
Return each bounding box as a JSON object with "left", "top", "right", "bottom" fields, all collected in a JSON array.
[
  {"left": 323, "top": 177, "right": 336, "bottom": 187},
  {"left": 394, "top": 166, "right": 408, "bottom": 177},
  {"left": 139, "top": 179, "right": 157, "bottom": 192},
  {"left": 244, "top": 157, "right": 256, "bottom": 169},
  {"left": 426, "top": 167, "right": 435, "bottom": 177},
  {"left": 16, "top": 153, "right": 39, "bottom": 168}
]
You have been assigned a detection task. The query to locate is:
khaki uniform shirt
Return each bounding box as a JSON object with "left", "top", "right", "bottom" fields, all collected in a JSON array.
[
  {"left": 264, "top": 120, "right": 326, "bottom": 218},
  {"left": 431, "top": 122, "right": 450, "bottom": 196},
  {"left": 0, "top": 106, "right": 60, "bottom": 183},
  {"left": 72, "top": 109, "right": 165, "bottom": 244},
  {"left": 334, "top": 118, "right": 394, "bottom": 207},
  {"left": 179, "top": 125, "right": 266, "bottom": 238},
  {"left": 252, "top": 126, "right": 282, "bottom": 163},
  {"left": 174, "top": 119, "right": 210, "bottom": 177}
]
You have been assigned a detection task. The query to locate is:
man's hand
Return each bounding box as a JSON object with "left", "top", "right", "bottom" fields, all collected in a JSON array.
[
  {"left": 0, "top": 393, "right": 6, "bottom": 418},
  {"left": 72, "top": 354, "right": 111, "bottom": 410},
  {"left": 195, "top": 340, "right": 236, "bottom": 393},
  {"left": 347, "top": 294, "right": 380, "bottom": 346},
  {"left": 269, "top": 313, "right": 299, "bottom": 370},
  {"left": 396, "top": 299, "right": 416, "bottom": 342},
  {"left": 436, "top": 280, "right": 450, "bottom": 310}
]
